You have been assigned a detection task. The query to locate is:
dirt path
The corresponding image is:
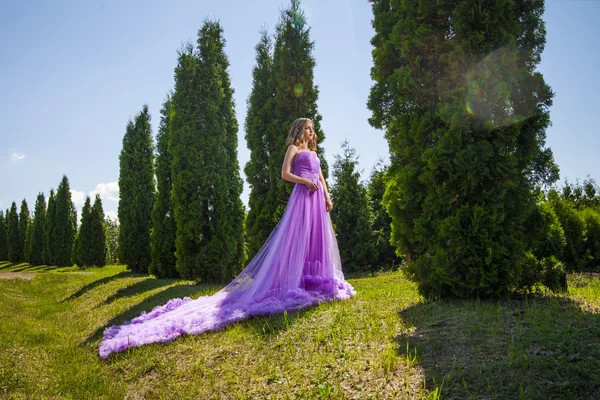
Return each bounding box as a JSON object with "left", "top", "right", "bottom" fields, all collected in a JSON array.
[{"left": 0, "top": 272, "right": 35, "bottom": 280}]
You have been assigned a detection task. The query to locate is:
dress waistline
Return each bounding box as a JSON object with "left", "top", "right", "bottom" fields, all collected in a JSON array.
[{"left": 298, "top": 172, "right": 320, "bottom": 183}]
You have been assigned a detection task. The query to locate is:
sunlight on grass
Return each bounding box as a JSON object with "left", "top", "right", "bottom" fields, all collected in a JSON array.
[{"left": 0, "top": 263, "right": 599, "bottom": 399}]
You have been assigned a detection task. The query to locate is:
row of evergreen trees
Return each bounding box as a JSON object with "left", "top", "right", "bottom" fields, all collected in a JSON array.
[{"left": 0, "top": 175, "right": 116, "bottom": 268}]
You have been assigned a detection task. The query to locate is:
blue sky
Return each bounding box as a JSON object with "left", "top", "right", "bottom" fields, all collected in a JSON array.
[{"left": 1, "top": 0, "right": 598, "bottom": 222}]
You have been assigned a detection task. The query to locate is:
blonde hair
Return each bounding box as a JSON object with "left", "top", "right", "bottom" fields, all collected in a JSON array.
[{"left": 285, "top": 118, "right": 317, "bottom": 151}]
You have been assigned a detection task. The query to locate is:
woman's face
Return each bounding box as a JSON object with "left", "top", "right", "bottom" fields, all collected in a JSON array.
[{"left": 302, "top": 121, "right": 315, "bottom": 143}]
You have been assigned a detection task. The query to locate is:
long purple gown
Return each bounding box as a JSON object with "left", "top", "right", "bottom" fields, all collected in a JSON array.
[{"left": 99, "top": 151, "right": 356, "bottom": 358}]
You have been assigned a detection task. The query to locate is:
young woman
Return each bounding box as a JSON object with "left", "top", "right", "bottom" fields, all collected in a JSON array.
[{"left": 100, "top": 118, "right": 355, "bottom": 358}]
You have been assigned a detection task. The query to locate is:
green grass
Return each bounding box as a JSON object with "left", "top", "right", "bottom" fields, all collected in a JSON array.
[{"left": 0, "top": 261, "right": 599, "bottom": 399}]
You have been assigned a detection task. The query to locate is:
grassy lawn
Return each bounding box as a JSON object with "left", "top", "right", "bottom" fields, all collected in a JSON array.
[{"left": 0, "top": 261, "right": 599, "bottom": 399}]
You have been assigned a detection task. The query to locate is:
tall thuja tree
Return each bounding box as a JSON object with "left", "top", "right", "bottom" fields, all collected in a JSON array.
[
  {"left": 150, "top": 96, "right": 177, "bottom": 278},
  {"left": 368, "top": 160, "right": 400, "bottom": 270},
  {"left": 0, "top": 210, "right": 7, "bottom": 260},
  {"left": 244, "top": 29, "right": 277, "bottom": 261},
  {"left": 18, "top": 200, "right": 30, "bottom": 262},
  {"left": 369, "top": 0, "right": 559, "bottom": 297},
  {"left": 270, "top": 0, "right": 326, "bottom": 220},
  {"left": 170, "top": 21, "right": 245, "bottom": 282},
  {"left": 118, "top": 106, "right": 155, "bottom": 273},
  {"left": 73, "top": 196, "right": 92, "bottom": 266},
  {"left": 104, "top": 216, "right": 119, "bottom": 265},
  {"left": 54, "top": 175, "right": 77, "bottom": 267},
  {"left": 44, "top": 189, "right": 56, "bottom": 265},
  {"left": 214, "top": 21, "right": 246, "bottom": 279},
  {"left": 7, "top": 202, "right": 20, "bottom": 263},
  {"left": 28, "top": 193, "right": 47, "bottom": 265},
  {"left": 330, "top": 140, "right": 374, "bottom": 273},
  {"left": 88, "top": 195, "right": 107, "bottom": 266}
]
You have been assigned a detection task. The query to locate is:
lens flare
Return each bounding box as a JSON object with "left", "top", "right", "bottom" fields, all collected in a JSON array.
[
  {"left": 464, "top": 46, "right": 528, "bottom": 128},
  {"left": 294, "top": 83, "right": 304, "bottom": 97}
]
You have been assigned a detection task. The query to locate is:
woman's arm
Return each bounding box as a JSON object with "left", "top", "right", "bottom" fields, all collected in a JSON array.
[
  {"left": 319, "top": 169, "right": 333, "bottom": 212},
  {"left": 281, "top": 145, "right": 318, "bottom": 190}
]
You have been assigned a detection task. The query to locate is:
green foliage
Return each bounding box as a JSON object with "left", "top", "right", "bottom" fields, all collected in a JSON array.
[
  {"left": 527, "top": 195, "right": 566, "bottom": 262},
  {"left": 104, "top": 217, "right": 119, "bottom": 265},
  {"left": 150, "top": 96, "right": 178, "bottom": 278},
  {"left": 54, "top": 175, "right": 77, "bottom": 267},
  {"left": 7, "top": 202, "right": 20, "bottom": 263},
  {"left": 88, "top": 195, "right": 107, "bottom": 267},
  {"left": 0, "top": 210, "right": 7, "bottom": 260},
  {"left": 18, "top": 199, "right": 30, "bottom": 262},
  {"left": 244, "top": 30, "right": 278, "bottom": 261},
  {"left": 330, "top": 140, "right": 374, "bottom": 273},
  {"left": 581, "top": 208, "right": 600, "bottom": 272},
  {"left": 28, "top": 193, "right": 47, "bottom": 265},
  {"left": 216, "top": 23, "right": 247, "bottom": 280},
  {"left": 170, "top": 21, "right": 245, "bottom": 282},
  {"left": 561, "top": 177, "right": 600, "bottom": 211},
  {"left": 548, "top": 190, "right": 585, "bottom": 271},
  {"left": 44, "top": 189, "right": 56, "bottom": 265},
  {"left": 73, "top": 197, "right": 91, "bottom": 266},
  {"left": 367, "top": 160, "right": 400, "bottom": 270},
  {"left": 368, "top": 0, "right": 559, "bottom": 297},
  {"left": 74, "top": 196, "right": 106, "bottom": 267},
  {"left": 118, "top": 105, "right": 155, "bottom": 273}
]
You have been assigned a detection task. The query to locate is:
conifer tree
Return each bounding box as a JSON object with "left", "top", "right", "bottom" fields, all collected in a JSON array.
[
  {"left": 118, "top": 106, "right": 155, "bottom": 273},
  {"left": 0, "top": 210, "right": 7, "bottom": 261},
  {"left": 44, "top": 189, "right": 56, "bottom": 265},
  {"left": 104, "top": 217, "right": 119, "bottom": 265},
  {"left": 330, "top": 141, "right": 374, "bottom": 273},
  {"left": 18, "top": 199, "right": 30, "bottom": 262},
  {"left": 150, "top": 96, "right": 178, "bottom": 278},
  {"left": 54, "top": 175, "right": 77, "bottom": 267},
  {"left": 244, "top": 30, "right": 278, "bottom": 260},
  {"left": 170, "top": 21, "right": 245, "bottom": 282},
  {"left": 7, "top": 202, "right": 20, "bottom": 263},
  {"left": 28, "top": 193, "right": 47, "bottom": 265},
  {"left": 368, "top": 160, "right": 399, "bottom": 270},
  {"left": 74, "top": 196, "right": 92, "bottom": 266},
  {"left": 369, "top": 0, "right": 559, "bottom": 297},
  {"left": 217, "top": 25, "right": 247, "bottom": 280},
  {"left": 88, "top": 195, "right": 107, "bottom": 267},
  {"left": 270, "top": 0, "right": 326, "bottom": 221}
]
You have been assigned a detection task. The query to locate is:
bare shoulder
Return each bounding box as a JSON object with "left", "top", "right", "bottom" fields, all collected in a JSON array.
[{"left": 285, "top": 144, "right": 300, "bottom": 156}]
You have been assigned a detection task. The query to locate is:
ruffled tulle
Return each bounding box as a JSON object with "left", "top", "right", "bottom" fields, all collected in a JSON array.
[{"left": 99, "top": 151, "right": 355, "bottom": 358}]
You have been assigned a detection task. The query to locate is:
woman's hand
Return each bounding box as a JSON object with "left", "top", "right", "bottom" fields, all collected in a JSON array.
[
  {"left": 304, "top": 179, "right": 318, "bottom": 191},
  {"left": 325, "top": 196, "right": 333, "bottom": 212}
]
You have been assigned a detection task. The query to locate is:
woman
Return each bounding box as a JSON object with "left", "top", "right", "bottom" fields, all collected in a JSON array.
[{"left": 99, "top": 118, "right": 355, "bottom": 358}]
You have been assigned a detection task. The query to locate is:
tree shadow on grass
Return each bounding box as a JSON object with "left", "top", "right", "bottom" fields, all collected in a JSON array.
[
  {"left": 94, "top": 277, "right": 185, "bottom": 307},
  {"left": 0, "top": 261, "right": 14, "bottom": 270},
  {"left": 396, "top": 294, "right": 600, "bottom": 399},
  {"left": 61, "top": 271, "right": 137, "bottom": 303}
]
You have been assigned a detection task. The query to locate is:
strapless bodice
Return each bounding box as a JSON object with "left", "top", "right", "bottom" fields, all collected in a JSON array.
[{"left": 292, "top": 151, "right": 321, "bottom": 182}]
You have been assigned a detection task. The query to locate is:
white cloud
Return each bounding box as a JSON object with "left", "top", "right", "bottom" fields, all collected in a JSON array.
[
  {"left": 105, "top": 210, "right": 118, "bottom": 222},
  {"left": 89, "top": 181, "right": 119, "bottom": 202},
  {"left": 9, "top": 152, "right": 25, "bottom": 163},
  {"left": 70, "top": 189, "right": 86, "bottom": 206}
]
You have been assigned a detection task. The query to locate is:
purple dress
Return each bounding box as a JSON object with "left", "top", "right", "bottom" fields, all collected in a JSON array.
[{"left": 99, "top": 151, "right": 356, "bottom": 358}]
